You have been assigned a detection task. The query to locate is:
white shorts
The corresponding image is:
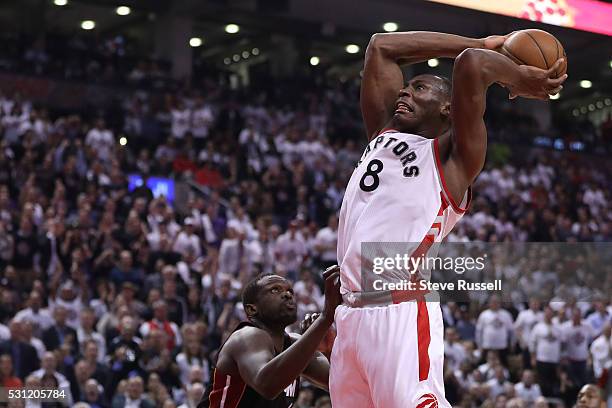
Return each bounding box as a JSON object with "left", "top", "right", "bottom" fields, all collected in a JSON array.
[{"left": 329, "top": 300, "right": 450, "bottom": 408}]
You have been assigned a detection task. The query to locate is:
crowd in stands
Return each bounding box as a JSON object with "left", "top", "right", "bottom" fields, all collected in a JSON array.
[{"left": 0, "top": 46, "right": 611, "bottom": 407}]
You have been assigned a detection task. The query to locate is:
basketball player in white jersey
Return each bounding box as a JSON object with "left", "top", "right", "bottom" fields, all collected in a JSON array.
[{"left": 331, "top": 31, "right": 566, "bottom": 408}]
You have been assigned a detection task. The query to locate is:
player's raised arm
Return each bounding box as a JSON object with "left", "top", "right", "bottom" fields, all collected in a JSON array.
[
  {"left": 231, "top": 267, "right": 341, "bottom": 399},
  {"left": 361, "top": 32, "right": 504, "bottom": 140},
  {"left": 443, "top": 48, "right": 566, "bottom": 203}
]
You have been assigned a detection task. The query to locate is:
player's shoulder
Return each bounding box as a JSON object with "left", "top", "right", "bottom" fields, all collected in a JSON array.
[{"left": 226, "top": 325, "right": 272, "bottom": 349}]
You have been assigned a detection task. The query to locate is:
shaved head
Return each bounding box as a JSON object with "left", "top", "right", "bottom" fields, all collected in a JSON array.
[{"left": 409, "top": 74, "right": 452, "bottom": 102}]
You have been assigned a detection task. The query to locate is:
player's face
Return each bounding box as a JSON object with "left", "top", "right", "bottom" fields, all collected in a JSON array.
[
  {"left": 256, "top": 276, "right": 297, "bottom": 326},
  {"left": 576, "top": 385, "right": 603, "bottom": 408},
  {"left": 393, "top": 75, "right": 447, "bottom": 134}
]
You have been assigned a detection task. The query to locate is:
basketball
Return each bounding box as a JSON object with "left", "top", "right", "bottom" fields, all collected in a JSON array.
[{"left": 502, "top": 29, "right": 567, "bottom": 77}]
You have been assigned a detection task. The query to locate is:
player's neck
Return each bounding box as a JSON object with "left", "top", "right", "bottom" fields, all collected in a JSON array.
[
  {"left": 387, "top": 119, "right": 450, "bottom": 139},
  {"left": 251, "top": 318, "right": 286, "bottom": 340}
]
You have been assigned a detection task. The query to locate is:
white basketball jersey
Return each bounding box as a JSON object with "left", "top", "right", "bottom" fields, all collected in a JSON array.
[{"left": 337, "top": 129, "right": 471, "bottom": 294}]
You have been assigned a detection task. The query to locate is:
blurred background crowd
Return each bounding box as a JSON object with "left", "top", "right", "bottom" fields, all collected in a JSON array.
[{"left": 0, "top": 0, "right": 611, "bottom": 407}]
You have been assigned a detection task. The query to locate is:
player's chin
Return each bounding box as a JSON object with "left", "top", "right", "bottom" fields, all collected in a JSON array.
[
  {"left": 393, "top": 111, "right": 418, "bottom": 129},
  {"left": 279, "top": 309, "right": 298, "bottom": 325}
]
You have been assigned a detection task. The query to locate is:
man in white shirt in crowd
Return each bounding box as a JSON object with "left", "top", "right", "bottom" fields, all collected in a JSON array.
[
  {"left": 76, "top": 307, "right": 106, "bottom": 363},
  {"left": 585, "top": 301, "right": 610, "bottom": 338},
  {"left": 217, "top": 223, "right": 256, "bottom": 280},
  {"left": 514, "top": 298, "right": 543, "bottom": 369},
  {"left": 514, "top": 369, "right": 542, "bottom": 406},
  {"left": 85, "top": 118, "right": 114, "bottom": 163},
  {"left": 314, "top": 214, "right": 338, "bottom": 269},
  {"left": 293, "top": 269, "right": 323, "bottom": 321},
  {"left": 561, "top": 307, "right": 593, "bottom": 387},
  {"left": 171, "top": 100, "right": 191, "bottom": 142},
  {"left": 191, "top": 97, "right": 214, "bottom": 149},
  {"left": 275, "top": 219, "right": 307, "bottom": 281},
  {"left": 444, "top": 327, "right": 467, "bottom": 373},
  {"left": 14, "top": 291, "right": 54, "bottom": 337},
  {"left": 173, "top": 218, "right": 202, "bottom": 259},
  {"left": 486, "top": 365, "right": 513, "bottom": 399},
  {"left": 476, "top": 295, "right": 514, "bottom": 365},
  {"left": 589, "top": 323, "right": 611, "bottom": 381},
  {"left": 32, "top": 352, "right": 73, "bottom": 406},
  {"left": 530, "top": 305, "right": 563, "bottom": 397}
]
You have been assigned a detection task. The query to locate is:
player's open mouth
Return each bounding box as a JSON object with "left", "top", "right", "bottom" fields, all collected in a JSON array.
[
  {"left": 284, "top": 302, "right": 296, "bottom": 310},
  {"left": 395, "top": 101, "right": 414, "bottom": 114}
]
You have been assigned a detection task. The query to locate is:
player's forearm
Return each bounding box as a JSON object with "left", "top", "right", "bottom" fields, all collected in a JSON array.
[
  {"left": 368, "top": 31, "right": 484, "bottom": 64},
  {"left": 255, "top": 318, "right": 332, "bottom": 399},
  {"left": 455, "top": 48, "right": 522, "bottom": 89}
]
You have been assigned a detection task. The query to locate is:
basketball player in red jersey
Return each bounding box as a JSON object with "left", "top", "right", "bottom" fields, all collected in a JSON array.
[
  {"left": 331, "top": 31, "right": 567, "bottom": 407},
  {"left": 199, "top": 266, "right": 341, "bottom": 408}
]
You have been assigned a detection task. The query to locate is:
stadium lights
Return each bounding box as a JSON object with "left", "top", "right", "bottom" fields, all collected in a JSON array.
[
  {"left": 427, "top": 58, "right": 439, "bottom": 67},
  {"left": 81, "top": 20, "right": 95, "bottom": 30},
  {"left": 588, "top": 104, "right": 595, "bottom": 111},
  {"left": 549, "top": 93, "right": 560, "bottom": 100},
  {"left": 54, "top": 0, "right": 68, "bottom": 6},
  {"left": 223, "top": 58, "right": 231, "bottom": 65},
  {"left": 189, "top": 37, "right": 203, "bottom": 47},
  {"left": 252, "top": 48, "right": 260, "bottom": 55},
  {"left": 225, "top": 24, "right": 240, "bottom": 34},
  {"left": 609, "top": 60, "right": 612, "bottom": 69},
  {"left": 605, "top": 98, "right": 612, "bottom": 106},
  {"left": 242, "top": 51, "right": 250, "bottom": 58},
  {"left": 580, "top": 106, "right": 587, "bottom": 114},
  {"left": 116, "top": 6, "right": 131, "bottom": 16},
  {"left": 383, "top": 22, "right": 398, "bottom": 32},
  {"left": 579, "top": 80, "right": 592, "bottom": 89},
  {"left": 596, "top": 101, "right": 604, "bottom": 109},
  {"left": 232, "top": 54, "right": 240, "bottom": 62},
  {"left": 310, "top": 56, "right": 320, "bottom": 66},
  {"left": 572, "top": 109, "right": 579, "bottom": 116},
  {"left": 345, "top": 44, "right": 360, "bottom": 54},
  {"left": 119, "top": 137, "right": 127, "bottom": 146}
]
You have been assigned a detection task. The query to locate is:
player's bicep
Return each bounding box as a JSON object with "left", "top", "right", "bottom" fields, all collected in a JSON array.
[
  {"left": 361, "top": 36, "right": 404, "bottom": 140},
  {"left": 449, "top": 49, "right": 488, "bottom": 185},
  {"left": 232, "top": 332, "right": 276, "bottom": 392}
]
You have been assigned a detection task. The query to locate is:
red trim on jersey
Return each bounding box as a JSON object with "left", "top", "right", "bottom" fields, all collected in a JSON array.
[
  {"left": 416, "top": 300, "right": 431, "bottom": 381},
  {"left": 208, "top": 369, "right": 246, "bottom": 408},
  {"left": 432, "top": 138, "right": 471, "bottom": 214}
]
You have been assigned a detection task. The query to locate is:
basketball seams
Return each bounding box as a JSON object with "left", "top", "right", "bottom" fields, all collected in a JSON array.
[
  {"left": 502, "top": 45, "right": 529, "bottom": 66},
  {"left": 525, "top": 31, "right": 549, "bottom": 69}
]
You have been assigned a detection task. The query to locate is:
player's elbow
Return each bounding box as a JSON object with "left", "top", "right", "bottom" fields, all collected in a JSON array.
[
  {"left": 454, "top": 48, "right": 483, "bottom": 76},
  {"left": 367, "top": 33, "right": 395, "bottom": 58}
]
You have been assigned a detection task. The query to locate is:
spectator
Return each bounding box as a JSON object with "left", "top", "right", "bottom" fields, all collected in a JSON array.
[
  {"left": 14, "top": 291, "right": 54, "bottom": 337},
  {"left": 0, "top": 320, "right": 39, "bottom": 379},
  {"left": 178, "top": 382, "right": 205, "bottom": 408},
  {"left": 514, "top": 298, "right": 543, "bottom": 369},
  {"left": 32, "top": 352, "right": 73, "bottom": 406},
  {"left": 476, "top": 295, "right": 514, "bottom": 364},
  {"left": 530, "top": 306, "right": 563, "bottom": 397},
  {"left": 0, "top": 354, "right": 22, "bottom": 388},
  {"left": 139, "top": 300, "right": 182, "bottom": 350},
  {"left": 41, "top": 306, "right": 78, "bottom": 355},
  {"left": 514, "top": 369, "right": 542, "bottom": 405},
  {"left": 111, "top": 375, "right": 154, "bottom": 408},
  {"left": 561, "top": 307, "right": 593, "bottom": 387}
]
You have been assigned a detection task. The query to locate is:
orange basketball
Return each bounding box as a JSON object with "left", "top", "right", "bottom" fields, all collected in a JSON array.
[{"left": 502, "top": 29, "right": 567, "bottom": 77}]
